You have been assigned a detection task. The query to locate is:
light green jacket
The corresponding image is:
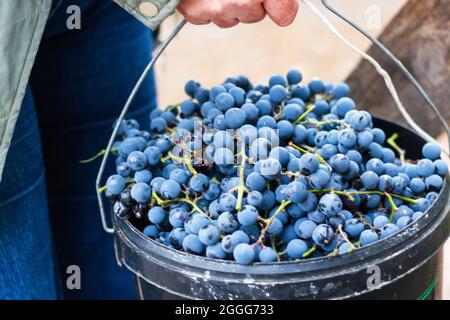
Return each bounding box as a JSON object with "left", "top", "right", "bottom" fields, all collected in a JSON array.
[{"left": 0, "top": 0, "right": 179, "bottom": 182}]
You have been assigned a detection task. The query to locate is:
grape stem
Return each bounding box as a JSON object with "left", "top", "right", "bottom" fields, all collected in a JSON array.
[
  {"left": 288, "top": 141, "right": 332, "bottom": 170},
  {"left": 235, "top": 144, "right": 249, "bottom": 211},
  {"left": 337, "top": 225, "right": 356, "bottom": 251},
  {"left": 151, "top": 191, "right": 207, "bottom": 216},
  {"left": 308, "top": 188, "right": 419, "bottom": 205},
  {"left": 302, "top": 244, "right": 317, "bottom": 258},
  {"left": 183, "top": 156, "right": 198, "bottom": 176},
  {"left": 293, "top": 104, "right": 317, "bottom": 125},
  {"left": 385, "top": 192, "right": 398, "bottom": 222},
  {"left": 256, "top": 200, "right": 292, "bottom": 244},
  {"left": 80, "top": 147, "right": 118, "bottom": 164},
  {"left": 387, "top": 133, "right": 406, "bottom": 163}
]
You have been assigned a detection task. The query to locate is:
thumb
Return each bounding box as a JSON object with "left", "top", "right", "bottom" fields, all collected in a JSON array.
[{"left": 263, "top": 0, "right": 299, "bottom": 27}]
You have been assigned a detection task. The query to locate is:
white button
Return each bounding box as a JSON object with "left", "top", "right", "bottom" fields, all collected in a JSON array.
[{"left": 138, "top": 1, "right": 159, "bottom": 17}]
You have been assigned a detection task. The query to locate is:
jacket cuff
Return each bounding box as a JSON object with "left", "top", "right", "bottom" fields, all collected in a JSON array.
[{"left": 113, "top": 0, "right": 180, "bottom": 31}]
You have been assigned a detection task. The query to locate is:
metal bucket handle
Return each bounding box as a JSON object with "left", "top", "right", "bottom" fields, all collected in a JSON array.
[{"left": 97, "top": 1, "right": 449, "bottom": 234}]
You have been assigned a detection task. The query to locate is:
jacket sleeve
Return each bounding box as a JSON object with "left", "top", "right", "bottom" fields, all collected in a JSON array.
[{"left": 113, "top": 0, "right": 180, "bottom": 30}]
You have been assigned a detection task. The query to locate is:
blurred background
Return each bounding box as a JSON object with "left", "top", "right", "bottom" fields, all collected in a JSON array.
[{"left": 153, "top": 0, "right": 448, "bottom": 298}]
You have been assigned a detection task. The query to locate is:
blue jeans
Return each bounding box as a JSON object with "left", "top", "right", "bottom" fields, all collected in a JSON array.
[{"left": 0, "top": 0, "right": 156, "bottom": 299}]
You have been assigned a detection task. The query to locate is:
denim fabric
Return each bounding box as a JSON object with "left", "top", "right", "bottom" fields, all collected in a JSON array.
[{"left": 0, "top": 0, "right": 156, "bottom": 299}]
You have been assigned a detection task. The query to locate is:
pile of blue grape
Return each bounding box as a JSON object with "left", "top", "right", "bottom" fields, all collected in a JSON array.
[{"left": 102, "top": 69, "right": 448, "bottom": 265}]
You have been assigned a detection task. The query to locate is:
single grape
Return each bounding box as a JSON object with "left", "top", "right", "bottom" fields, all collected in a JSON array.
[
  {"left": 233, "top": 243, "right": 255, "bottom": 265},
  {"left": 130, "top": 182, "right": 152, "bottom": 203},
  {"left": 182, "top": 234, "right": 205, "bottom": 255},
  {"left": 160, "top": 179, "right": 181, "bottom": 199},
  {"left": 286, "top": 239, "right": 308, "bottom": 259},
  {"left": 106, "top": 174, "right": 126, "bottom": 195}
]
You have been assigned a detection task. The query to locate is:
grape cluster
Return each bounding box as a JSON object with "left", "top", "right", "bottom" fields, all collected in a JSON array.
[{"left": 103, "top": 69, "right": 448, "bottom": 265}]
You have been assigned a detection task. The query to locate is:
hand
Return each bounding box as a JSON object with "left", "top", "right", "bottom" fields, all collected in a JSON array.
[
  {"left": 177, "top": 0, "right": 298, "bottom": 28},
  {"left": 263, "top": 0, "right": 298, "bottom": 27}
]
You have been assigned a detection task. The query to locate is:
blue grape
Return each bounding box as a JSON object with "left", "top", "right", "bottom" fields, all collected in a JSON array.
[
  {"left": 260, "top": 158, "right": 282, "bottom": 179},
  {"left": 143, "top": 225, "right": 160, "bottom": 238},
  {"left": 241, "top": 103, "right": 259, "bottom": 122},
  {"left": 182, "top": 234, "right": 205, "bottom": 254},
  {"left": 287, "top": 69, "right": 302, "bottom": 85},
  {"left": 312, "top": 224, "right": 334, "bottom": 246},
  {"left": 217, "top": 212, "right": 239, "bottom": 233},
  {"left": 308, "top": 78, "right": 325, "bottom": 94},
  {"left": 269, "top": 85, "right": 288, "bottom": 104},
  {"left": 160, "top": 179, "right": 181, "bottom": 199},
  {"left": 434, "top": 159, "right": 448, "bottom": 176},
  {"left": 295, "top": 219, "right": 317, "bottom": 239},
  {"left": 425, "top": 174, "right": 443, "bottom": 191},
  {"left": 106, "top": 174, "right": 126, "bottom": 195},
  {"left": 180, "top": 100, "right": 198, "bottom": 117},
  {"left": 247, "top": 191, "right": 264, "bottom": 207},
  {"left": 127, "top": 151, "right": 147, "bottom": 171},
  {"left": 416, "top": 159, "right": 435, "bottom": 177},
  {"left": 237, "top": 205, "right": 259, "bottom": 226},
  {"left": 373, "top": 215, "right": 389, "bottom": 229},
  {"left": 206, "top": 243, "right": 227, "bottom": 259},
  {"left": 286, "top": 239, "right": 308, "bottom": 259},
  {"left": 344, "top": 219, "right": 364, "bottom": 238},
  {"left": 185, "top": 214, "right": 210, "bottom": 234},
  {"left": 266, "top": 218, "right": 283, "bottom": 236},
  {"left": 233, "top": 243, "right": 255, "bottom": 265},
  {"left": 131, "top": 182, "right": 152, "bottom": 203},
  {"left": 215, "top": 92, "right": 235, "bottom": 111},
  {"left": 224, "top": 107, "right": 246, "bottom": 129},
  {"left": 299, "top": 153, "right": 320, "bottom": 175},
  {"left": 285, "top": 181, "right": 308, "bottom": 203},
  {"left": 361, "top": 171, "right": 379, "bottom": 189},
  {"left": 380, "top": 223, "right": 400, "bottom": 239},
  {"left": 259, "top": 247, "right": 277, "bottom": 262},
  {"left": 148, "top": 206, "right": 167, "bottom": 225},
  {"left": 359, "top": 229, "right": 378, "bottom": 246},
  {"left": 318, "top": 193, "right": 343, "bottom": 217},
  {"left": 198, "top": 224, "right": 220, "bottom": 246},
  {"left": 422, "top": 142, "right": 441, "bottom": 160},
  {"left": 219, "top": 193, "right": 237, "bottom": 212},
  {"left": 150, "top": 117, "right": 167, "bottom": 134},
  {"left": 144, "top": 146, "right": 162, "bottom": 166},
  {"left": 189, "top": 173, "right": 210, "bottom": 192}
]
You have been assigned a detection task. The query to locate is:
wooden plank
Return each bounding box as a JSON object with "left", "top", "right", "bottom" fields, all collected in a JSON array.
[{"left": 345, "top": 0, "right": 450, "bottom": 137}]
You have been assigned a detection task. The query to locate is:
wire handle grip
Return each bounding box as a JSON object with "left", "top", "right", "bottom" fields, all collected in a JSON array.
[{"left": 96, "top": 19, "right": 187, "bottom": 234}]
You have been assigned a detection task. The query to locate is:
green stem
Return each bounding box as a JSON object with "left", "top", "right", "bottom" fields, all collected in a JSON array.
[
  {"left": 183, "top": 156, "right": 198, "bottom": 176},
  {"left": 387, "top": 133, "right": 406, "bottom": 163},
  {"left": 337, "top": 225, "right": 355, "bottom": 251},
  {"left": 293, "top": 105, "right": 317, "bottom": 125},
  {"left": 152, "top": 191, "right": 206, "bottom": 216},
  {"left": 385, "top": 192, "right": 398, "bottom": 222},
  {"left": 257, "top": 200, "right": 292, "bottom": 244},
  {"left": 288, "top": 141, "right": 331, "bottom": 169},
  {"left": 80, "top": 147, "right": 118, "bottom": 163},
  {"left": 235, "top": 144, "right": 248, "bottom": 211},
  {"left": 308, "top": 189, "right": 418, "bottom": 205},
  {"left": 302, "top": 244, "right": 317, "bottom": 258},
  {"left": 98, "top": 186, "right": 107, "bottom": 194}
]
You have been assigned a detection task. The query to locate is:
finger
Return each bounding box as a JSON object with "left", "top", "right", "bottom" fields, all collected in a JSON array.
[
  {"left": 263, "top": 0, "right": 298, "bottom": 27},
  {"left": 236, "top": 3, "right": 266, "bottom": 24},
  {"left": 177, "top": 6, "right": 211, "bottom": 25},
  {"left": 211, "top": 16, "right": 240, "bottom": 28}
]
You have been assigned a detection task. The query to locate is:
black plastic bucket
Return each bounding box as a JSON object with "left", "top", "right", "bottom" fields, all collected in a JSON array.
[{"left": 113, "top": 117, "right": 450, "bottom": 300}]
